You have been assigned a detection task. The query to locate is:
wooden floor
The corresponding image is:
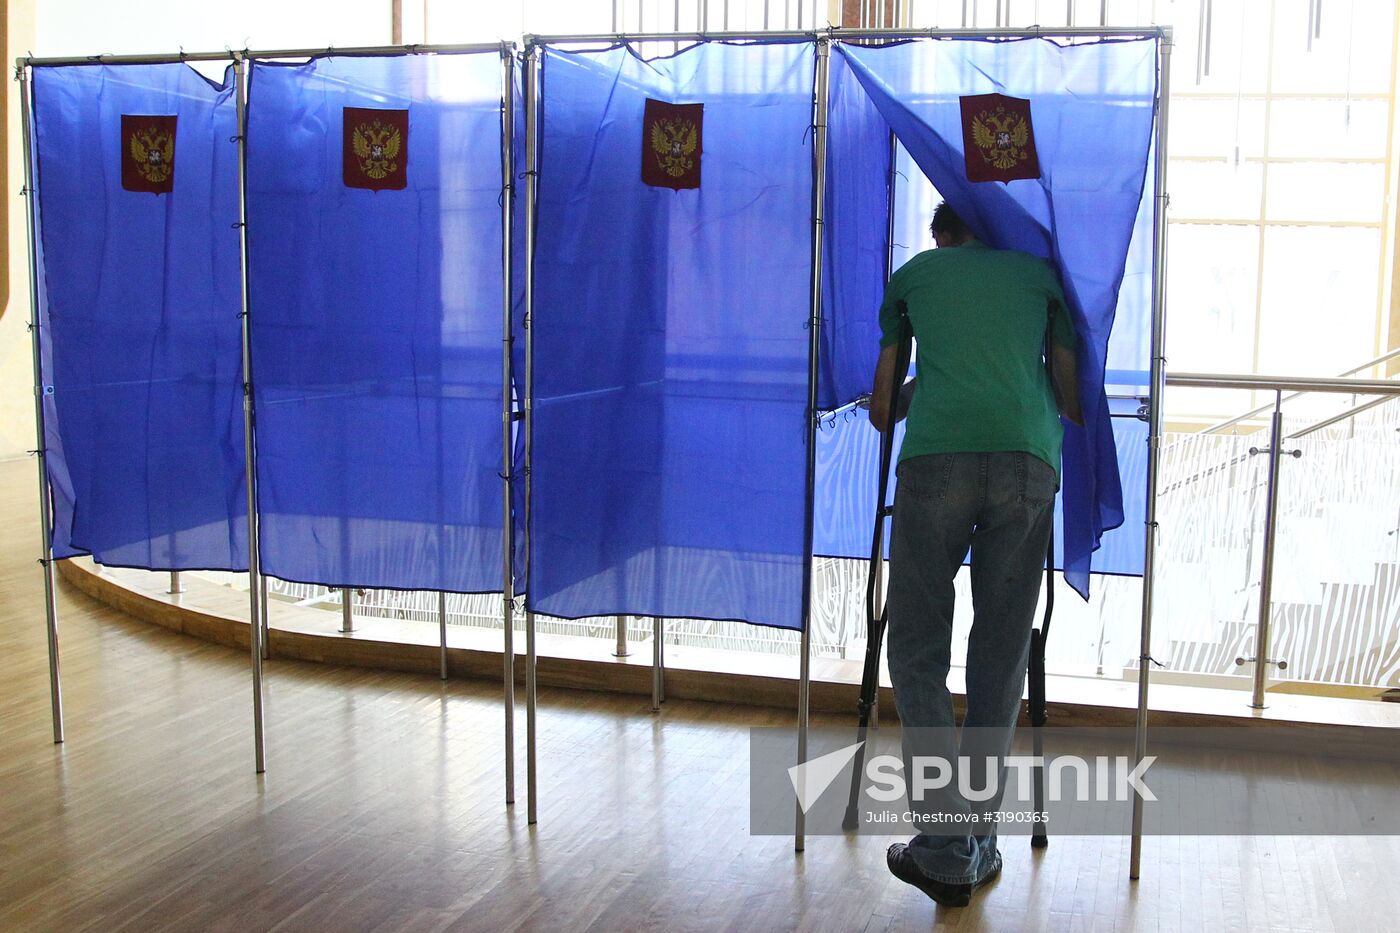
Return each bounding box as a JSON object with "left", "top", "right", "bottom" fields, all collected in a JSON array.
[{"left": 1, "top": 457, "right": 1398, "bottom": 933}]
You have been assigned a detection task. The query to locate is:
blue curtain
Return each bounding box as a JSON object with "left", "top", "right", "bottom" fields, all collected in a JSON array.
[
  {"left": 32, "top": 63, "right": 247, "bottom": 571},
  {"left": 833, "top": 38, "right": 1158, "bottom": 594},
  {"left": 246, "top": 53, "right": 508, "bottom": 593},
  {"left": 529, "top": 42, "right": 815, "bottom": 629},
  {"left": 819, "top": 47, "right": 891, "bottom": 411}
]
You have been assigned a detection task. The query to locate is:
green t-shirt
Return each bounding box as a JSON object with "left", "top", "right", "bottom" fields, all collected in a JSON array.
[{"left": 878, "top": 239, "right": 1075, "bottom": 477}]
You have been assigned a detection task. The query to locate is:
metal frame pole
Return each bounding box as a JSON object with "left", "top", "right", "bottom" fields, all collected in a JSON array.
[
  {"left": 651, "top": 617, "right": 665, "bottom": 711},
  {"left": 20, "top": 42, "right": 508, "bottom": 68},
  {"left": 1249, "top": 393, "right": 1286, "bottom": 709},
  {"left": 500, "top": 43, "right": 518, "bottom": 808},
  {"left": 523, "top": 42, "right": 541, "bottom": 827},
  {"left": 796, "top": 36, "right": 831, "bottom": 854},
  {"left": 1130, "top": 28, "right": 1172, "bottom": 881},
  {"left": 613, "top": 615, "right": 630, "bottom": 657},
  {"left": 340, "top": 587, "right": 354, "bottom": 633},
  {"left": 260, "top": 573, "right": 270, "bottom": 659},
  {"left": 18, "top": 65, "right": 64, "bottom": 745},
  {"left": 522, "top": 26, "right": 1161, "bottom": 43},
  {"left": 168, "top": 571, "right": 184, "bottom": 594},
  {"left": 438, "top": 590, "right": 449, "bottom": 680},
  {"left": 233, "top": 55, "right": 266, "bottom": 774},
  {"left": 17, "top": 29, "right": 1168, "bottom": 69}
]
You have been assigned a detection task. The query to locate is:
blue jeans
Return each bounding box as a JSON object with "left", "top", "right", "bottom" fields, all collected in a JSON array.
[{"left": 886, "top": 451, "right": 1056, "bottom": 885}]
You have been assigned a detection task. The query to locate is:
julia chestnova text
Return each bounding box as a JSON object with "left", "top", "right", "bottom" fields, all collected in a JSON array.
[{"left": 863, "top": 811, "right": 1052, "bottom": 826}]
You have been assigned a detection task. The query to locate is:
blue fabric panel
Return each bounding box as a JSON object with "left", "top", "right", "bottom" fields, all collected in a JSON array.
[
  {"left": 836, "top": 38, "right": 1157, "bottom": 591},
  {"left": 1106, "top": 146, "right": 1155, "bottom": 395},
  {"left": 529, "top": 42, "right": 815, "bottom": 629},
  {"left": 819, "top": 47, "right": 891, "bottom": 411},
  {"left": 247, "top": 53, "right": 507, "bottom": 592},
  {"left": 32, "top": 63, "right": 247, "bottom": 570}
]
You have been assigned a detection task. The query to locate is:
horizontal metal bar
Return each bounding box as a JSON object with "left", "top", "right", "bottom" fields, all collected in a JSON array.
[
  {"left": 527, "top": 25, "right": 1167, "bottom": 45},
  {"left": 20, "top": 24, "right": 1168, "bottom": 70},
  {"left": 19, "top": 41, "right": 511, "bottom": 69},
  {"left": 1289, "top": 395, "right": 1397, "bottom": 438},
  {"left": 1167, "top": 372, "right": 1400, "bottom": 395},
  {"left": 527, "top": 30, "right": 816, "bottom": 43},
  {"left": 1201, "top": 346, "right": 1400, "bottom": 434}
]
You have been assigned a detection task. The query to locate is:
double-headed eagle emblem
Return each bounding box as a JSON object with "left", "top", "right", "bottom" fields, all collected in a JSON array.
[
  {"left": 970, "top": 104, "right": 1032, "bottom": 171},
  {"left": 351, "top": 119, "right": 402, "bottom": 181},
  {"left": 960, "top": 93, "right": 1039, "bottom": 183},
  {"left": 650, "top": 117, "right": 698, "bottom": 179},
  {"left": 129, "top": 125, "right": 175, "bottom": 185}
]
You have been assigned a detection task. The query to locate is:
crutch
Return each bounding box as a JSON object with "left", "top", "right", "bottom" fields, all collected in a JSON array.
[
  {"left": 1030, "top": 522, "right": 1055, "bottom": 848},
  {"left": 1032, "top": 300, "right": 1068, "bottom": 849},
  {"left": 842, "top": 303, "right": 912, "bottom": 832}
]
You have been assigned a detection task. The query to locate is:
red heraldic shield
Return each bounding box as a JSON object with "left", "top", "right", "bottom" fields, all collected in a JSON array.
[
  {"left": 344, "top": 107, "right": 409, "bottom": 191},
  {"left": 960, "top": 93, "right": 1041, "bottom": 184},
  {"left": 642, "top": 99, "right": 703, "bottom": 190},
  {"left": 121, "top": 114, "right": 178, "bottom": 194}
]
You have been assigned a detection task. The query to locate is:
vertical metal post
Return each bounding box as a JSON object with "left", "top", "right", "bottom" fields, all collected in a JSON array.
[
  {"left": 233, "top": 56, "right": 266, "bottom": 774},
  {"left": 438, "top": 590, "right": 449, "bottom": 681},
  {"left": 523, "top": 42, "right": 541, "bottom": 827},
  {"left": 1130, "top": 28, "right": 1172, "bottom": 881},
  {"left": 613, "top": 615, "right": 630, "bottom": 657},
  {"left": 499, "top": 43, "right": 517, "bottom": 808},
  {"left": 259, "top": 573, "right": 270, "bottom": 659},
  {"left": 19, "top": 66, "right": 64, "bottom": 746},
  {"left": 796, "top": 37, "right": 831, "bottom": 854},
  {"left": 651, "top": 617, "right": 664, "bottom": 711},
  {"left": 658, "top": 619, "right": 666, "bottom": 702},
  {"left": 168, "top": 571, "right": 184, "bottom": 594},
  {"left": 340, "top": 587, "right": 354, "bottom": 633},
  {"left": 1250, "top": 393, "right": 1286, "bottom": 709}
]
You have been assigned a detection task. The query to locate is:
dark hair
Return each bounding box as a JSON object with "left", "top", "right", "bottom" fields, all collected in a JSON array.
[{"left": 930, "top": 201, "right": 971, "bottom": 240}]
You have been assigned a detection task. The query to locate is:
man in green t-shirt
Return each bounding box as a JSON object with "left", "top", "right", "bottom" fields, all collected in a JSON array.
[{"left": 871, "top": 202, "right": 1081, "bottom": 907}]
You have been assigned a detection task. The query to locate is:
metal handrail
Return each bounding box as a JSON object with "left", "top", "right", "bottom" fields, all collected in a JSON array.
[
  {"left": 1197, "top": 347, "right": 1400, "bottom": 434},
  {"left": 1161, "top": 372, "right": 1400, "bottom": 497},
  {"left": 1162, "top": 370, "right": 1400, "bottom": 712},
  {"left": 1289, "top": 395, "right": 1396, "bottom": 439},
  {"left": 1167, "top": 372, "right": 1400, "bottom": 395}
]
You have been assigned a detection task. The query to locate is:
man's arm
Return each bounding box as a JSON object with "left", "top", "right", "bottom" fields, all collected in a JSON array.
[
  {"left": 1049, "top": 342, "right": 1083, "bottom": 427},
  {"left": 869, "top": 344, "right": 900, "bottom": 434}
]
